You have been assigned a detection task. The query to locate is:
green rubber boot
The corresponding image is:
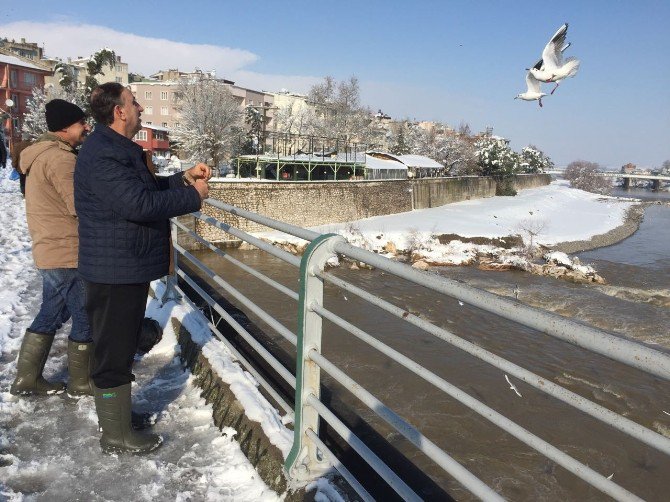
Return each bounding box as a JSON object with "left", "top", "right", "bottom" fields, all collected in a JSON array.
[
  {"left": 66, "top": 340, "right": 95, "bottom": 397},
  {"left": 94, "top": 384, "right": 163, "bottom": 454},
  {"left": 10, "top": 330, "right": 65, "bottom": 396}
]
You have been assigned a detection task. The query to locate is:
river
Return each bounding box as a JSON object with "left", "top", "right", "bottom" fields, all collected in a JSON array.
[{"left": 190, "top": 187, "right": 669, "bottom": 501}]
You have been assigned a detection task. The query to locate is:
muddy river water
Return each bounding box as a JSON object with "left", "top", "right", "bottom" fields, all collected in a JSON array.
[{"left": 191, "top": 187, "right": 669, "bottom": 501}]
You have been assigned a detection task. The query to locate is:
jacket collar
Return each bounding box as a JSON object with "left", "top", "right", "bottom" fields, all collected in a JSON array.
[
  {"left": 94, "top": 123, "right": 143, "bottom": 153},
  {"left": 38, "top": 132, "right": 78, "bottom": 154}
]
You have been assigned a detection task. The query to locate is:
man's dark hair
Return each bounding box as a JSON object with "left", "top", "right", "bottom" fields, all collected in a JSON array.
[{"left": 90, "top": 82, "right": 126, "bottom": 125}]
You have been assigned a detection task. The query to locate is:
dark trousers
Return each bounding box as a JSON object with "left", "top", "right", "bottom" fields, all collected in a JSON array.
[{"left": 84, "top": 281, "right": 150, "bottom": 389}]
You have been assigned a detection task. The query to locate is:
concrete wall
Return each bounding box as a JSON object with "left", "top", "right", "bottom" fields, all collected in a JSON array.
[
  {"left": 512, "top": 173, "right": 552, "bottom": 191},
  {"left": 411, "top": 176, "right": 496, "bottom": 209},
  {"left": 197, "top": 174, "right": 550, "bottom": 243}
]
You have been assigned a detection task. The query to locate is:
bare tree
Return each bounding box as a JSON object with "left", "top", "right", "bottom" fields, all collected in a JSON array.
[
  {"left": 307, "top": 75, "right": 372, "bottom": 144},
  {"left": 171, "top": 80, "right": 243, "bottom": 167},
  {"left": 564, "top": 160, "right": 612, "bottom": 195}
]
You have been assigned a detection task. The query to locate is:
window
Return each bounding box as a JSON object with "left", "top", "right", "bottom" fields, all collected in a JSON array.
[
  {"left": 145, "top": 91, "right": 152, "bottom": 99},
  {"left": 160, "top": 106, "right": 169, "bottom": 116},
  {"left": 173, "top": 122, "right": 180, "bottom": 128},
  {"left": 145, "top": 121, "right": 152, "bottom": 125},
  {"left": 24, "top": 73, "right": 37, "bottom": 85},
  {"left": 144, "top": 106, "right": 153, "bottom": 115},
  {"left": 161, "top": 122, "right": 168, "bottom": 128},
  {"left": 11, "top": 94, "right": 18, "bottom": 111},
  {"left": 9, "top": 70, "right": 18, "bottom": 87},
  {"left": 115, "top": 77, "right": 122, "bottom": 83},
  {"left": 160, "top": 91, "right": 168, "bottom": 100},
  {"left": 135, "top": 130, "right": 147, "bottom": 141}
]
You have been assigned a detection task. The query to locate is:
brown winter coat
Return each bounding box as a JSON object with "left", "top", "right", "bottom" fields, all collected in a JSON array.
[{"left": 18, "top": 134, "right": 79, "bottom": 269}]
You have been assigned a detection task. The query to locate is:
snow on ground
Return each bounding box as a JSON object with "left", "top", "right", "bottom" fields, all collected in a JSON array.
[
  {"left": 0, "top": 165, "right": 304, "bottom": 501},
  {"left": 257, "top": 180, "right": 639, "bottom": 268}
]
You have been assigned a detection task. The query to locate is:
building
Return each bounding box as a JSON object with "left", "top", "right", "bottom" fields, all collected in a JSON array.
[
  {"left": 0, "top": 38, "right": 44, "bottom": 61},
  {"left": 130, "top": 70, "right": 276, "bottom": 151},
  {"left": 133, "top": 124, "right": 170, "bottom": 158},
  {"left": 0, "top": 50, "right": 51, "bottom": 147},
  {"left": 129, "top": 81, "right": 181, "bottom": 129},
  {"left": 41, "top": 53, "right": 129, "bottom": 93}
]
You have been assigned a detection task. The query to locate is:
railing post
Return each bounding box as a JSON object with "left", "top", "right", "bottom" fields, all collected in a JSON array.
[
  {"left": 285, "top": 233, "right": 345, "bottom": 486},
  {"left": 161, "top": 219, "right": 182, "bottom": 305}
]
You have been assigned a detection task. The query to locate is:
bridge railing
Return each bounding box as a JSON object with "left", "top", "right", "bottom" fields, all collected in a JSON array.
[{"left": 164, "top": 199, "right": 670, "bottom": 501}]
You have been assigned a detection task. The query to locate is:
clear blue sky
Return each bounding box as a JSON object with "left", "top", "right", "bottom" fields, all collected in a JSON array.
[{"left": 2, "top": 0, "right": 669, "bottom": 168}]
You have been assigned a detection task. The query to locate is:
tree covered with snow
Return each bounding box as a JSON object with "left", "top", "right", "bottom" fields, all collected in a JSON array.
[
  {"left": 273, "top": 100, "right": 314, "bottom": 138},
  {"left": 82, "top": 48, "right": 117, "bottom": 98},
  {"left": 171, "top": 80, "right": 243, "bottom": 167},
  {"left": 306, "top": 76, "right": 373, "bottom": 145},
  {"left": 564, "top": 160, "right": 612, "bottom": 195},
  {"left": 416, "top": 126, "right": 476, "bottom": 174},
  {"left": 389, "top": 121, "right": 413, "bottom": 155},
  {"left": 241, "top": 106, "right": 264, "bottom": 154},
  {"left": 520, "top": 145, "right": 554, "bottom": 173},
  {"left": 474, "top": 135, "right": 521, "bottom": 195},
  {"left": 22, "top": 48, "right": 117, "bottom": 139},
  {"left": 21, "top": 86, "right": 88, "bottom": 141}
]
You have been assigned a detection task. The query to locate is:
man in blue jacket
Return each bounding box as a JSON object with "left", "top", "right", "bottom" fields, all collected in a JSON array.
[{"left": 75, "top": 82, "right": 209, "bottom": 454}]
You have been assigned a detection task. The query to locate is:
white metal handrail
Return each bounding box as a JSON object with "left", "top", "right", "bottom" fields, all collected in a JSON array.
[{"left": 163, "top": 200, "right": 670, "bottom": 501}]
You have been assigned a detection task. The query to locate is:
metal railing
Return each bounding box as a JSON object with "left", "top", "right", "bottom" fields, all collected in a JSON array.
[{"left": 163, "top": 198, "right": 670, "bottom": 501}]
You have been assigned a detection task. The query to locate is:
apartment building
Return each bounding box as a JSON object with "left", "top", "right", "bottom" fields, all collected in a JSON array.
[
  {"left": 0, "top": 37, "right": 44, "bottom": 61},
  {"left": 130, "top": 71, "right": 276, "bottom": 136},
  {"left": 0, "top": 51, "right": 51, "bottom": 146}
]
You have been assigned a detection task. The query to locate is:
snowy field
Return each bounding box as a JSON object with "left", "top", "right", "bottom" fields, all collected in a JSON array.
[
  {"left": 258, "top": 180, "right": 639, "bottom": 268},
  {"left": 0, "top": 166, "right": 339, "bottom": 501}
]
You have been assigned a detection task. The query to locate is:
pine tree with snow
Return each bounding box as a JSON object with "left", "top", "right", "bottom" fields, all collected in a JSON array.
[{"left": 242, "top": 106, "right": 264, "bottom": 154}]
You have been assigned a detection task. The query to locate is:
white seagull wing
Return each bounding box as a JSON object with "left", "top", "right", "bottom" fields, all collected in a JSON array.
[
  {"left": 542, "top": 23, "right": 569, "bottom": 71},
  {"left": 525, "top": 71, "right": 541, "bottom": 93}
]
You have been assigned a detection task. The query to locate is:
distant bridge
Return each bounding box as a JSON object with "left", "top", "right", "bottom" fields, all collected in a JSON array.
[{"left": 546, "top": 170, "right": 670, "bottom": 189}]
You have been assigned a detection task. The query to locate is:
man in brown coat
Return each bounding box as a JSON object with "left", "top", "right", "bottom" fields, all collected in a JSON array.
[{"left": 10, "top": 99, "right": 94, "bottom": 397}]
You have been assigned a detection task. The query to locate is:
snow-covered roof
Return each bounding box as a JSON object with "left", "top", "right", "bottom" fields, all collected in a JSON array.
[
  {"left": 0, "top": 53, "right": 50, "bottom": 71},
  {"left": 364, "top": 154, "right": 408, "bottom": 171},
  {"left": 237, "top": 153, "right": 366, "bottom": 164},
  {"left": 142, "top": 123, "right": 170, "bottom": 132},
  {"left": 396, "top": 154, "right": 443, "bottom": 169},
  {"left": 367, "top": 152, "right": 442, "bottom": 169}
]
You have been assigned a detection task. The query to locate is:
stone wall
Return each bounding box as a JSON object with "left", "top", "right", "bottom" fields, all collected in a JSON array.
[
  {"left": 411, "top": 176, "right": 496, "bottom": 209},
  {"left": 195, "top": 174, "right": 550, "bottom": 243},
  {"left": 512, "top": 173, "right": 552, "bottom": 191},
  {"left": 198, "top": 179, "right": 412, "bottom": 242}
]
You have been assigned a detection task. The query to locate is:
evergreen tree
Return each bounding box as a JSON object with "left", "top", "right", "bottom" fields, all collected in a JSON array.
[
  {"left": 475, "top": 136, "right": 521, "bottom": 195},
  {"left": 242, "top": 106, "right": 264, "bottom": 154},
  {"left": 520, "top": 145, "right": 554, "bottom": 173}
]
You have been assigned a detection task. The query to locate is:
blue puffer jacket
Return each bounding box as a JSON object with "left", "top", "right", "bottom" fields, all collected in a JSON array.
[{"left": 74, "top": 124, "right": 201, "bottom": 284}]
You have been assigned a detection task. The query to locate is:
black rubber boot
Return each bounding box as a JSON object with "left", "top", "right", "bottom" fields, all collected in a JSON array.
[
  {"left": 10, "top": 330, "right": 65, "bottom": 396},
  {"left": 66, "top": 340, "right": 95, "bottom": 397},
  {"left": 94, "top": 383, "right": 162, "bottom": 454}
]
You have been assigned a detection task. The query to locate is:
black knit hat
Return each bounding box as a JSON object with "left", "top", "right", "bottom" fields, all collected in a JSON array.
[{"left": 45, "top": 99, "right": 86, "bottom": 132}]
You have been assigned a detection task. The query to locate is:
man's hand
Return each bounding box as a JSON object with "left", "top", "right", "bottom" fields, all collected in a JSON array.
[
  {"left": 193, "top": 179, "right": 209, "bottom": 200},
  {"left": 186, "top": 163, "right": 212, "bottom": 181}
]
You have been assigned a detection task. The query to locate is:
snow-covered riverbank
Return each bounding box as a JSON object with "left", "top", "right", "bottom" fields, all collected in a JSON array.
[{"left": 257, "top": 180, "right": 643, "bottom": 284}]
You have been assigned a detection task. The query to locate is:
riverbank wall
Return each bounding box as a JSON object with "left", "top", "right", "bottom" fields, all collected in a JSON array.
[{"left": 195, "top": 174, "right": 550, "bottom": 243}]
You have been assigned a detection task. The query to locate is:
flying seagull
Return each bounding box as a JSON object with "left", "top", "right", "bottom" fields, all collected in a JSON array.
[
  {"left": 529, "top": 23, "right": 580, "bottom": 95},
  {"left": 504, "top": 374, "right": 523, "bottom": 397},
  {"left": 515, "top": 71, "right": 547, "bottom": 107},
  {"left": 516, "top": 42, "right": 570, "bottom": 106}
]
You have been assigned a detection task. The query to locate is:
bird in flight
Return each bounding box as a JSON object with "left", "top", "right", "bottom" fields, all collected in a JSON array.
[
  {"left": 515, "top": 71, "right": 547, "bottom": 107},
  {"left": 529, "top": 23, "right": 581, "bottom": 95}
]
